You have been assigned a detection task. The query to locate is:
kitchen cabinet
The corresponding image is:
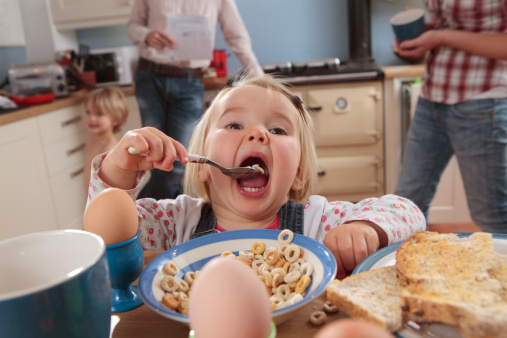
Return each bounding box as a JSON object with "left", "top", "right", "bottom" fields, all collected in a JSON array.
[
  {"left": 38, "top": 103, "right": 88, "bottom": 232},
  {"left": 0, "top": 118, "right": 58, "bottom": 240},
  {"left": 293, "top": 81, "right": 384, "bottom": 202},
  {"left": 48, "top": 0, "right": 134, "bottom": 30},
  {"left": 383, "top": 68, "right": 471, "bottom": 223},
  {"left": 0, "top": 94, "right": 143, "bottom": 240}
]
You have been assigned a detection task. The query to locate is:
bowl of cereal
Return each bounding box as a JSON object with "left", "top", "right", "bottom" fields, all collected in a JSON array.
[{"left": 138, "top": 229, "right": 337, "bottom": 325}]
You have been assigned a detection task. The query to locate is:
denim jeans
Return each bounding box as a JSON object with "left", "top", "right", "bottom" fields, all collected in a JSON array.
[
  {"left": 395, "top": 96, "right": 507, "bottom": 234},
  {"left": 134, "top": 66, "right": 204, "bottom": 200}
]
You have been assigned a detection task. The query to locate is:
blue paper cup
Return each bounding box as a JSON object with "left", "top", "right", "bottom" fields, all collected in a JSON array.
[{"left": 391, "top": 8, "right": 426, "bottom": 43}]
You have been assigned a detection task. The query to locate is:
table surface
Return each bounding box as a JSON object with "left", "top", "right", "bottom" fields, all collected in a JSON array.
[{"left": 112, "top": 250, "right": 345, "bottom": 338}]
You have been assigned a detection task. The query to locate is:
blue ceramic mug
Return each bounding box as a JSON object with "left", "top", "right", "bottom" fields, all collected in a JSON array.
[
  {"left": 391, "top": 8, "right": 426, "bottom": 43},
  {"left": 0, "top": 230, "right": 111, "bottom": 338}
]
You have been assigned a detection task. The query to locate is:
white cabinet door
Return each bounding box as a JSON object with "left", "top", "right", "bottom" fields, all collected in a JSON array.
[
  {"left": 48, "top": 0, "right": 134, "bottom": 30},
  {"left": 0, "top": 118, "right": 57, "bottom": 241}
]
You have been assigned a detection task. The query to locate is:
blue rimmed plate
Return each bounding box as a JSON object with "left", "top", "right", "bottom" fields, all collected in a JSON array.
[
  {"left": 138, "top": 229, "right": 337, "bottom": 325},
  {"left": 352, "top": 232, "right": 507, "bottom": 338}
]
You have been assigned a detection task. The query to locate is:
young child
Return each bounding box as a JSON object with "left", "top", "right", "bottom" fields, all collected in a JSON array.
[
  {"left": 87, "top": 75, "right": 425, "bottom": 278},
  {"left": 83, "top": 86, "right": 128, "bottom": 189}
]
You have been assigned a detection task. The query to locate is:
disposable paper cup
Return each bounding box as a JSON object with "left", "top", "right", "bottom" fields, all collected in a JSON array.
[{"left": 391, "top": 8, "right": 426, "bottom": 43}]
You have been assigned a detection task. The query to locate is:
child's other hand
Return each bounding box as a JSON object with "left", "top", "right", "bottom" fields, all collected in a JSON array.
[
  {"left": 99, "top": 127, "right": 188, "bottom": 189},
  {"left": 323, "top": 222, "right": 381, "bottom": 279}
]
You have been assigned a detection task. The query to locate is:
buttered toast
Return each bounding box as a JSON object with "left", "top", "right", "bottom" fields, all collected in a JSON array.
[
  {"left": 396, "top": 232, "right": 507, "bottom": 338},
  {"left": 326, "top": 232, "right": 507, "bottom": 338}
]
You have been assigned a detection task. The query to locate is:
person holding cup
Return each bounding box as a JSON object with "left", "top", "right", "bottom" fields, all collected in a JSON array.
[{"left": 394, "top": 1, "right": 507, "bottom": 234}]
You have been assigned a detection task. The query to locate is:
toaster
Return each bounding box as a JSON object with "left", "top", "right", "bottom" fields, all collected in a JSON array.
[{"left": 8, "top": 63, "right": 68, "bottom": 97}]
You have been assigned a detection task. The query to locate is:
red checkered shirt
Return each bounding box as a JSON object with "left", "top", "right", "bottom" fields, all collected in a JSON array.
[{"left": 422, "top": 0, "right": 507, "bottom": 104}]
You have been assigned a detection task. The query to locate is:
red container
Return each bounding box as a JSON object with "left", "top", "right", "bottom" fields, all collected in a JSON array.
[{"left": 210, "top": 49, "right": 227, "bottom": 78}]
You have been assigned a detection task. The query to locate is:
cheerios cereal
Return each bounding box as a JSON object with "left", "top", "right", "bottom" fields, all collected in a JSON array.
[{"left": 158, "top": 229, "right": 315, "bottom": 314}]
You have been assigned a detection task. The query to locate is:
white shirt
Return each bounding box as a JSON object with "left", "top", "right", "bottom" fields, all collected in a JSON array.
[{"left": 127, "top": 0, "right": 263, "bottom": 75}]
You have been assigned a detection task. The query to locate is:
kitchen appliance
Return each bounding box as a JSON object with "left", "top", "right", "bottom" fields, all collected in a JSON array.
[
  {"left": 261, "top": 0, "right": 382, "bottom": 85},
  {"left": 84, "top": 46, "right": 138, "bottom": 87},
  {"left": 259, "top": 0, "right": 385, "bottom": 202},
  {"left": 8, "top": 63, "right": 68, "bottom": 98}
]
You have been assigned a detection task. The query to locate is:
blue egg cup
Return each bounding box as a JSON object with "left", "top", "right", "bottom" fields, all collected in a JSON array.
[{"left": 106, "top": 231, "right": 144, "bottom": 313}]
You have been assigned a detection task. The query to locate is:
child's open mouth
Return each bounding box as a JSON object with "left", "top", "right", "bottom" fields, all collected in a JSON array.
[{"left": 237, "top": 157, "right": 269, "bottom": 193}]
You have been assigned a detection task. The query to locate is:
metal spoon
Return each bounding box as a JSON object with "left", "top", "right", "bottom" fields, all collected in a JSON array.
[{"left": 127, "top": 147, "right": 263, "bottom": 179}]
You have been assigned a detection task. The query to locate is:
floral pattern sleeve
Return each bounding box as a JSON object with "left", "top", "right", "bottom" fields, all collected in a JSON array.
[
  {"left": 86, "top": 152, "right": 204, "bottom": 251},
  {"left": 303, "top": 194, "right": 426, "bottom": 245}
]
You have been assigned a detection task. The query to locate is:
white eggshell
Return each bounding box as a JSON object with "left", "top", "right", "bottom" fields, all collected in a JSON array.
[
  {"left": 189, "top": 256, "right": 272, "bottom": 338},
  {"left": 83, "top": 188, "right": 139, "bottom": 245}
]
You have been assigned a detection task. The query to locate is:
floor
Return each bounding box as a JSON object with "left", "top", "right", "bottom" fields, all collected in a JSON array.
[{"left": 427, "top": 221, "right": 482, "bottom": 234}]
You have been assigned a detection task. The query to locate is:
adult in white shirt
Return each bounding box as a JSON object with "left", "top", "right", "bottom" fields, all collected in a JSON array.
[{"left": 128, "top": 0, "right": 263, "bottom": 200}]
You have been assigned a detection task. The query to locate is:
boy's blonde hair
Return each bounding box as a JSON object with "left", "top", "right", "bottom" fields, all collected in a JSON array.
[
  {"left": 84, "top": 86, "right": 128, "bottom": 133},
  {"left": 183, "top": 75, "right": 319, "bottom": 203}
]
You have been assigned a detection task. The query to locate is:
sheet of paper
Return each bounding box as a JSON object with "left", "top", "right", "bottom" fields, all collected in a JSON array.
[{"left": 165, "top": 15, "right": 212, "bottom": 61}]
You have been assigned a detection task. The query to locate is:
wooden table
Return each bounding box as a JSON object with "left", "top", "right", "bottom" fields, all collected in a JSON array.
[{"left": 111, "top": 251, "right": 345, "bottom": 338}]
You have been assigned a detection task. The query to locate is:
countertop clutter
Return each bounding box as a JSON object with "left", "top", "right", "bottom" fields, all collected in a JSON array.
[{"left": 0, "top": 76, "right": 229, "bottom": 127}]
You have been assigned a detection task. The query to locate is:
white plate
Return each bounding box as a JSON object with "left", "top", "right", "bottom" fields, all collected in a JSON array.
[
  {"left": 353, "top": 233, "right": 507, "bottom": 338},
  {"left": 138, "top": 229, "right": 337, "bottom": 325}
]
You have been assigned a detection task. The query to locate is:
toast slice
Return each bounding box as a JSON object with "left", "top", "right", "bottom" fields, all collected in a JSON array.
[
  {"left": 326, "top": 266, "right": 402, "bottom": 332},
  {"left": 396, "top": 231, "right": 507, "bottom": 338}
]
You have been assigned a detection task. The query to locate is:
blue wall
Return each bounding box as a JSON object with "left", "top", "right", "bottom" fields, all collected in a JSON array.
[
  {"left": 1, "top": 0, "right": 424, "bottom": 82},
  {"left": 0, "top": 47, "right": 27, "bottom": 90},
  {"left": 75, "top": 0, "right": 424, "bottom": 75}
]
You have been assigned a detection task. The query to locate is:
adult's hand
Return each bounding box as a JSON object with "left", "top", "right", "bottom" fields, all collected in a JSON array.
[{"left": 145, "top": 29, "right": 176, "bottom": 50}]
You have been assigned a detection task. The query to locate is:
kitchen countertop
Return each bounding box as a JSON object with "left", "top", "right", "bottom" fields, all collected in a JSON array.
[
  {"left": 0, "top": 77, "right": 229, "bottom": 127},
  {"left": 0, "top": 67, "right": 426, "bottom": 127},
  {"left": 381, "top": 64, "right": 425, "bottom": 79}
]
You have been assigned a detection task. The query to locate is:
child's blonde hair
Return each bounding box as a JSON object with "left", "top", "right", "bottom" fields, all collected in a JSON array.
[
  {"left": 183, "top": 74, "right": 319, "bottom": 203},
  {"left": 84, "top": 86, "right": 128, "bottom": 133}
]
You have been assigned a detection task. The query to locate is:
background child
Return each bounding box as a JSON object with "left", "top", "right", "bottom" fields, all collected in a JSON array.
[
  {"left": 83, "top": 86, "right": 128, "bottom": 189},
  {"left": 87, "top": 75, "right": 426, "bottom": 278}
]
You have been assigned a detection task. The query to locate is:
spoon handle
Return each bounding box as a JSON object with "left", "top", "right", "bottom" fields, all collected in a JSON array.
[
  {"left": 187, "top": 154, "right": 205, "bottom": 163},
  {"left": 128, "top": 147, "right": 202, "bottom": 163}
]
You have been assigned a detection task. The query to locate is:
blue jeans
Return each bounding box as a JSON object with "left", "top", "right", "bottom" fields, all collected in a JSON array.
[
  {"left": 395, "top": 96, "right": 507, "bottom": 234},
  {"left": 134, "top": 66, "right": 204, "bottom": 199}
]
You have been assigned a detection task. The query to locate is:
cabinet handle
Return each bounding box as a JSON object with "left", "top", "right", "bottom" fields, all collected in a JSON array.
[
  {"left": 307, "top": 106, "right": 322, "bottom": 112},
  {"left": 70, "top": 168, "right": 84, "bottom": 179},
  {"left": 61, "top": 116, "right": 82, "bottom": 128},
  {"left": 66, "top": 143, "right": 86, "bottom": 157}
]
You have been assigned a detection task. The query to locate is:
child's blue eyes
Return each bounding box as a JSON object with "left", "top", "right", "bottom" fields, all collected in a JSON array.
[
  {"left": 270, "top": 128, "right": 286, "bottom": 135},
  {"left": 225, "top": 123, "right": 242, "bottom": 130},
  {"left": 224, "top": 123, "right": 287, "bottom": 135}
]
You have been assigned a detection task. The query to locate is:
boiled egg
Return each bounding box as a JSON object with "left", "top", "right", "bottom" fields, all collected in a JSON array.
[
  {"left": 189, "top": 256, "right": 272, "bottom": 338},
  {"left": 83, "top": 188, "right": 139, "bottom": 245}
]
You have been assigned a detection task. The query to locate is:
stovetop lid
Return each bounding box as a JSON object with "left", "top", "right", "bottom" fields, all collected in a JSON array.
[
  {"left": 261, "top": 58, "right": 383, "bottom": 85},
  {"left": 261, "top": 58, "right": 341, "bottom": 75}
]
